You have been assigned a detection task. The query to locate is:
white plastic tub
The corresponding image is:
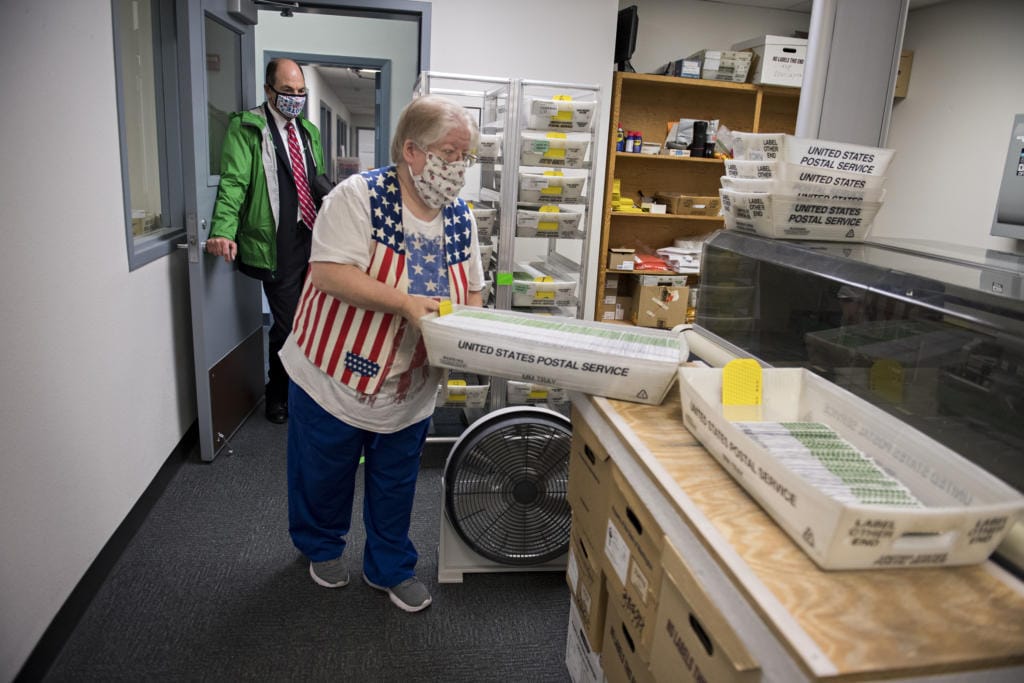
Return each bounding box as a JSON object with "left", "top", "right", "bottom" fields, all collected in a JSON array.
[
  {"left": 677, "top": 366, "right": 1024, "bottom": 570},
  {"left": 519, "top": 170, "right": 587, "bottom": 203},
  {"left": 510, "top": 261, "right": 577, "bottom": 307},
  {"left": 476, "top": 133, "right": 502, "bottom": 163},
  {"left": 506, "top": 380, "right": 570, "bottom": 408},
  {"left": 731, "top": 133, "right": 895, "bottom": 176},
  {"left": 526, "top": 97, "right": 596, "bottom": 132},
  {"left": 479, "top": 243, "right": 495, "bottom": 268},
  {"left": 469, "top": 205, "right": 497, "bottom": 233},
  {"left": 516, "top": 205, "right": 585, "bottom": 238},
  {"left": 720, "top": 175, "right": 886, "bottom": 202},
  {"left": 723, "top": 159, "right": 777, "bottom": 179},
  {"left": 720, "top": 188, "right": 880, "bottom": 241},
  {"left": 421, "top": 306, "right": 687, "bottom": 405},
  {"left": 520, "top": 131, "right": 591, "bottom": 168},
  {"left": 435, "top": 377, "right": 489, "bottom": 409}
]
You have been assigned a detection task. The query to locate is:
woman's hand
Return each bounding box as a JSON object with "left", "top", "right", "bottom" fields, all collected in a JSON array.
[{"left": 402, "top": 295, "right": 440, "bottom": 329}]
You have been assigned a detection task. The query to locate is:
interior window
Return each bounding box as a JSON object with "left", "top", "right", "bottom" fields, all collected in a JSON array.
[{"left": 113, "top": 0, "right": 184, "bottom": 270}]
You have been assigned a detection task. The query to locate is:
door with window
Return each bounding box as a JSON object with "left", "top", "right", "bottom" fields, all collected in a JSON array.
[{"left": 181, "top": 0, "right": 262, "bottom": 461}]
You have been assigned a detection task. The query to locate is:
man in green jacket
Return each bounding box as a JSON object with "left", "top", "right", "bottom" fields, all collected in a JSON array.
[{"left": 207, "top": 58, "right": 326, "bottom": 424}]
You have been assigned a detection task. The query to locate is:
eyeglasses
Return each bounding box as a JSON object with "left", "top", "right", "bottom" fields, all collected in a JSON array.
[{"left": 422, "top": 144, "right": 478, "bottom": 168}]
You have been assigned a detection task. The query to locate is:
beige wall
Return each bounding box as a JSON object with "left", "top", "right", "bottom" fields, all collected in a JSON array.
[
  {"left": 0, "top": 2, "right": 197, "bottom": 679},
  {"left": 874, "top": 0, "right": 1024, "bottom": 251}
]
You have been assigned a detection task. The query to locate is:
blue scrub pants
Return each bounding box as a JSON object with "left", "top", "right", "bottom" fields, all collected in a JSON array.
[{"left": 287, "top": 380, "right": 430, "bottom": 587}]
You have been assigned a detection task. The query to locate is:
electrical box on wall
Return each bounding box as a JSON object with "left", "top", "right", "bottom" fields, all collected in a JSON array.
[
  {"left": 894, "top": 50, "right": 913, "bottom": 98},
  {"left": 991, "top": 114, "right": 1024, "bottom": 240}
]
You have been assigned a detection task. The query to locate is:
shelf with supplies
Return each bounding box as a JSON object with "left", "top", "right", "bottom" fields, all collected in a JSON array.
[
  {"left": 416, "top": 71, "right": 600, "bottom": 415},
  {"left": 594, "top": 71, "right": 798, "bottom": 327}
]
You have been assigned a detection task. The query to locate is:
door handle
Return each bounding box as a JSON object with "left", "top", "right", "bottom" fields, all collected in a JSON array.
[{"left": 177, "top": 239, "right": 207, "bottom": 251}]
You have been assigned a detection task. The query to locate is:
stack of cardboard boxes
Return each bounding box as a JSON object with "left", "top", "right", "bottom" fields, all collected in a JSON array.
[{"left": 565, "top": 406, "right": 759, "bottom": 683}]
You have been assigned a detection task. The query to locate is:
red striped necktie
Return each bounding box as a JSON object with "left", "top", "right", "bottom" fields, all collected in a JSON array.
[{"left": 286, "top": 121, "right": 317, "bottom": 229}]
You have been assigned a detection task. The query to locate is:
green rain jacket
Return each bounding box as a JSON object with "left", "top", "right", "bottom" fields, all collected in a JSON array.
[{"left": 209, "top": 104, "right": 325, "bottom": 274}]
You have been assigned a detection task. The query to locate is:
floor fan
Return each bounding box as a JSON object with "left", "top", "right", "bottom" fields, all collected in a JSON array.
[{"left": 437, "top": 406, "right": 572, "bottom": 582}]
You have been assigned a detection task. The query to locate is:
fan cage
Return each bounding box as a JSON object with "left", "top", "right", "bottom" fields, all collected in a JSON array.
[{"left": 443, "top": 409, "right": 572, "bottom": 566}]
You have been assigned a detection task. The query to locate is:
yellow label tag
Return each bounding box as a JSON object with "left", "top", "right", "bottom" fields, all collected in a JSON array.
[
  {"left": 535, "top": 291, "right": 555, "bottom": 300},
  {"left": 528, "top": 389, "right": 549, "bottom": 400},
  {"left": 544, "top": 148, "right": 567, "bottom": 160},
  {"left": 553, "top": 110, "right": 573, "bottom": 122},
  {"left": 870, "top": 359, "right": 904, "bottom": 404},
  {"left": 447, "top": 379, "right": 467, "bottom": 388},
  {"left": 722, "top": 359, "right": 762, "bottom": 406},
  {"left": 539, "top": 205, "right": 560, "bottom": 213},
  {"left": 540, "top": 186, "right": 562, "bottom": 195},
  {"left": 553, "top": 94, "right": 573, "bottom": 101},
  {"left": 721, "top": 359, "right": 763, "bottom": 421},
  {"left": 534, "top": 276, "right": 554, "bottom": 283},
  {"left": 546, "top": 132, "right": 568, "bottom": 140},
  {"left": 542, "top": 170, "right": 564, "bottom": 177},
  {"left": 438, "top": 300, "right": 453, "bottom": 316},
  {"left": 538, "top": 222, "right": 559, "bottom": 232}
]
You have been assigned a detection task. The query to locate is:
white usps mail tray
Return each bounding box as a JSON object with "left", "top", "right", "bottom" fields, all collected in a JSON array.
[
  {"left": 422, "top": 306, "right": 687, "bottom": 405},
  {"left": 677, "top": 366, "right": 1024, "bottom": 570}
]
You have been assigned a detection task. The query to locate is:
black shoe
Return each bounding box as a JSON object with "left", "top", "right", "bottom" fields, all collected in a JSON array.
[{"left": 265, "top": 400, "right": 288, "bottom": 424}]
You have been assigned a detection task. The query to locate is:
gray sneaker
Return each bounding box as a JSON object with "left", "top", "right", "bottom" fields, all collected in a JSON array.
[
  {"left": 309, "top": 557, "right": 350, "bottom": 588},
  {"left": 363, "top": 574, "right": 432, "bottom": 612}
]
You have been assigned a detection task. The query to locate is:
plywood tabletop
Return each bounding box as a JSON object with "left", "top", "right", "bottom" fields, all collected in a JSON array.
[{"left": 587, "top": 391, "right": 1024, "bottom": 680}]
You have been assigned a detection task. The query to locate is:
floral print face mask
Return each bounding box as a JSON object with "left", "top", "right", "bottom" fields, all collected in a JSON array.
[
  {"left": 273, "top": 91, "right": 307, "bottom": 119},
  {"left": 410, "top": 151, "right": 467, "bottom": 209}
]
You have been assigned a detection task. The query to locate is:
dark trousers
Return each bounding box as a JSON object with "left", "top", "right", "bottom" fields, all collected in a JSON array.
[
  {"left": 263, "top": 264, "right": 307, "bottom": 405},
  {"left": 287, "top": 380, "right": 428, "bottom": 584}
]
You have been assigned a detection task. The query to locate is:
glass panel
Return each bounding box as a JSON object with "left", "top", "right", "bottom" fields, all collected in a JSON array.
[
  {"left": 117, "top": 0, "right": 163, "bottom": 240},
  {"left": 205, "top": 15, "right": 241, "bottom": 176},
  {"left": 357, "top": 128, "right": 375, "bottom": 171}
]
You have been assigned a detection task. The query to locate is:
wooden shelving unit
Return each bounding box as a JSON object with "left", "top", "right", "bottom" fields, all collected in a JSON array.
[{"left": 594, "top": 72, "right": 799, "bottom": 321}]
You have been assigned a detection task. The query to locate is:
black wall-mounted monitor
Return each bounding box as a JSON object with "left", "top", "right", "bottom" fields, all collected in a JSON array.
[{"left": 615, "top": 5, "right": 638, "bottom": 72}]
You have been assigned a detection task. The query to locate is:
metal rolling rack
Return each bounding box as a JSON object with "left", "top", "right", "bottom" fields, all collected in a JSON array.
[{"left": 417, "top": 71, "right": 601, "bottom": 421}]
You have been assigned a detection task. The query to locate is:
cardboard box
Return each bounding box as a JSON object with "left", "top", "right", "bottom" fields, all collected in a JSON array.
[
  {"left": 895, "top": 49, "right": 913, "bottom": 98},
  {"left": 567, "top": 526, "right": 608, "bottom": 652},
  {"left": 599, "top": 296, "right": 632, "bottom": 322},
  {"left": 421, "top": 306, "right": 685, "bottom": 405},
  {"left": 603, "top": 466, "right": 665, "bottom": 656},
  {"left": 655, "top": 192, "right": 721, "bottom": 216},
  {"left": 568, "top": 408, "right": 614, "bottom": 550},
  {"left": 566, "top": 600, "right": 605, "bottom": 683},
  {"left": 608, "top": 247, "right": 636, "bottom": 271},
  {"left": 631, "top": 276, "right": 689, "bottom": 330},
  {"left": 732, "top": 35, "right": 807, "bottom": 87},
  {"left": 677, "top": 366, "right": 1024, "bottom": 570},
  {"left": 602, "top": 600, "right": 656, "bottom": 683},
  {"left": 649, "top": 540, "right": 760, "bottom": 683}
]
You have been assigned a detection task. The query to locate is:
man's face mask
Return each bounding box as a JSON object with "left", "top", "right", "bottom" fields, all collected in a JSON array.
[
  {"left": 270, "top": 87, "right": 306, "bottom": 119},
  {"left": 410, "top": 149, "right": 467, "bottom": 209}
]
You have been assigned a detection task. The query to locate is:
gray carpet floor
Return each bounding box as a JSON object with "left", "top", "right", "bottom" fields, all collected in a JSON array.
[{"left": 42, "top": 412, "right": 572, "bottom": 682}]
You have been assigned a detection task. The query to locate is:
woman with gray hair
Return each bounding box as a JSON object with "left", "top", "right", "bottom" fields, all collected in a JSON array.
[{"left": 279, "top": 95, "right": 485, "bottom": 612}]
